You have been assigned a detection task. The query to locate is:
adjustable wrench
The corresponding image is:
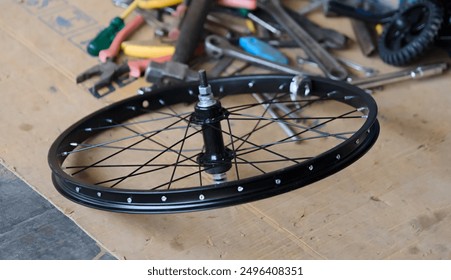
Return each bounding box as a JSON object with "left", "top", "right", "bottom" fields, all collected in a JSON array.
[
  {"left": 257, "top": 0, "right": 348, "bottom": 81},
  {"left": 205, "top": 35, "right": 309, "bottom": 76}
]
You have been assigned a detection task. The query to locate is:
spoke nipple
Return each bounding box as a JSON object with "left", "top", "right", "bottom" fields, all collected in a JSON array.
[
  {"left": 248, "top": 81, "right": 255, "bottom": 88},
  {"left": 161, "top": 196, "right": 167, "bottom": 202},
  {"left": 357, "top": 107, "right": 368, "bottom": 112},
  {"left": 84, "top": 128, "right": 92, "bottom": 132},
  {"left": 62, "top": 152, "right": 69, "bottom": 156},
  {"left": 237, "top": 186, "right": 244, "bottom": 192},
  {"left": 70, "top": 142, "right": 78, "bottom": 146},
  {"left": 199, "top": 194, "right": 205, "bottom": 200},
  {"left": 327, "top": 90, "right": 338, "bottom": 97},
  {"left": 356, "top": 138, "right": 360, "bottom": 144},
  {"left": 97, "top": 192, "right": 102, "bottom": 197},
  {"left": 336, "top": 154, "right": 341, "bottom": 160},
  {"left": 75, "top": 187, "right": 80, "bottom": 193},
  {"left": 105, "top": 118, "right": 113, "bottom": 123},
  {"left": 127, "top": 197, "right": 132, "bottom": 203},
  {"left": 304, "top": 84, "right": 311, "bottom": 96},
  {"left": 309, "top": 165, "right": 314, "bottom": 171},
  {"left": 275, "top": 179, "right": 281, "bottom": 185}
]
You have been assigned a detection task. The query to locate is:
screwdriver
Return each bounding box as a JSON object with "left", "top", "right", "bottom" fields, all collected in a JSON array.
[{"left": 86, "top": 0, "right": 139, "bottom": 56}]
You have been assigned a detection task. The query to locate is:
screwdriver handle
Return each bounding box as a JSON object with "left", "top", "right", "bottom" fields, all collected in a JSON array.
[
  {"left": 239, "top": 36, "right": 289, "bottom": 64},
  {"left": 99, "top": 14, "right": 145, "bottom": 62},
  {"left": 86, "top": 17, "right": 125, "bottom": 56}
]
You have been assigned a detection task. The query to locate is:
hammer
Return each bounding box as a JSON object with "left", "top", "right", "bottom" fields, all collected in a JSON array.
[{"left": 145, "top": 0, "right": 212, "bottom": 86}]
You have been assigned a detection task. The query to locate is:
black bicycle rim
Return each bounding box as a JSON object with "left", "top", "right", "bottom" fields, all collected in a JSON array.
[{"left": 48, "top": 74, "right": 379, "bottom": 213}]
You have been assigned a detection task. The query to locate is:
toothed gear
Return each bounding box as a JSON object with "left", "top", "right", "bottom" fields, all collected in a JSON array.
[{"left": 378, "top": 0, "right": 444, "bottom": 66}]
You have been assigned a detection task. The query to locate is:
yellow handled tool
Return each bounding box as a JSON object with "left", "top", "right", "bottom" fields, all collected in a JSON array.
[
  {"left": 121, "top": 42, "right": 175, "bottom": 58},
  {"left": 138, "top": 0, "right": 182, "bottom": 9}
]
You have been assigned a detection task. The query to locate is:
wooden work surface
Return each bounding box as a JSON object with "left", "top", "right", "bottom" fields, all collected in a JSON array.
[{"left": 1, "top": 0, "right": 451, "bottom": 260}]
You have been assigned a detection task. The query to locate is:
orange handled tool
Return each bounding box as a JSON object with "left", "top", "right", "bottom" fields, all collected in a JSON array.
[{"left": 99, "top": 14, "right": 145, "bottom": 63}]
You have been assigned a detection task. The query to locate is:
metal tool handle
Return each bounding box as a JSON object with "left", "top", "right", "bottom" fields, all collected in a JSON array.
[
  {"left": 172, "top": 0, "right": 212, "bottom": 63},
  {"left": 257, "top": 0, "right": 348, "bottom": 80},
  {"left": 205, "top": 35, "right": 307, "bottom": 76},
  {"left": 350, "top": 63, "right": 448, "bottom": 89}
]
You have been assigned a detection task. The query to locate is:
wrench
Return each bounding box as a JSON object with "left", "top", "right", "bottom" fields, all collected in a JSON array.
[
  {"left": 205, "top": 35, "right": 308, "bottom": 76},
  {"left": 349, "top": 63, "right": 448, "bottom": 89},
  {"left": 257, "top": 0, "right": 348, "bottom": 81}
]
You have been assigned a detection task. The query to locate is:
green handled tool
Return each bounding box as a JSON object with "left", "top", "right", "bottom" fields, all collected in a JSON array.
[{"left": 86, "top": 0, "right": 138, "bottom": 56}]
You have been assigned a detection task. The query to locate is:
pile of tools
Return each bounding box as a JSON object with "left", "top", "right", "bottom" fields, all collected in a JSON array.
[{"left": 77, "top": 0, "right": 450, "bottom": 98}]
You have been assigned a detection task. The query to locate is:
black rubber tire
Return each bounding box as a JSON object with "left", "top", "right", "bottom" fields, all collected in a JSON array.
[{"left": 378, "top": 0, "right": 444, "bottom": 66}]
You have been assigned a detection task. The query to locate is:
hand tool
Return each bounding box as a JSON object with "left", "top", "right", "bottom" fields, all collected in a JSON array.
[
  {"left": 207, "top": 12, "right": 252, "bottom": 36},
  {"left": 145, "top": 0, "right": 213, "bottom": 86},
  {"left": 98, "top": 14, "right": 145, "bottom": 63},
  {"left": 128, "top": 56, "right": 172, "bottom": 77},
  {"left": 283, "top": 6, "right": 348, "bottom": 50},
  {"left": 217, "top": 0, "right": 257, "bottom": 10},
  {"left": 77, "top": 55, "right": 173, "bottom": 98},
  {"left": 120, "top": 42, "right": 175, "bottom": 58},
  {"left": 350, "top": 19, "right": 377, "bottom": 56},
  {"left": 208, "top": 57, "right": 235, "bottom": 78},
  {"left": 297, "top": 55, "right": 378, "bottom": 77},
  {"left": 204, "top": 21, "right": 237, "bottom": 40},
  {"left": 349, "top": 62, "right": 448, "bottom": 89},
  {"left": 113, "top": 0, "right": 134, "bottom": 8},
  {"left": 257, "top": 0, "right": 348, "bottom": 80},
  {"left": 87, "top": 0, "right": 139, "bottom": 56},
  {"left": 232, "top": 5, "right": 348, "bottom": 50},
  {"left": 246, "top": 12, "right": 282, "bottom": 37},
  {"left": 297, "top": 0, "right": 325, "bottom": 15},
  {"left": 79, "top": 11, "right": 174, "bottom": 97},
  {"left": 78, "top": 13, "right": 146, "bottom": 97},
  {"left": 76, "top": 59, "right": 131, "bottom": 97},
  {"left": 238, "top": 36, "right": 289, "bottom": 64},
  {"left": 137, "top": 0, "right": 182, "bottom": 9},
  {"left": 335, "top": 57, "right": 378, "bottom": 77},
  {"left": 252, "top": 93, "right": 302, "bottom": 142},
  {"left": 205, "top": 35, "right": 308, "bottom": 76}
]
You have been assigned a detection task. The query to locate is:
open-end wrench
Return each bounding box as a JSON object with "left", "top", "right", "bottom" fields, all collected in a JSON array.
[
  {"left": 257, "top": 0, "right": 348, "bottom": 81},
  {"left": 205, "top": 35, "right": 309, "bottom": 76}
]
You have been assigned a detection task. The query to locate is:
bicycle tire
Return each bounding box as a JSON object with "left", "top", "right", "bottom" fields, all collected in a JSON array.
[
  {"left": 48, "top": 74, "right": 379, "bottom": 213},
  {"left": 378, "top": 0, "right": 444, "bottom": 66}
]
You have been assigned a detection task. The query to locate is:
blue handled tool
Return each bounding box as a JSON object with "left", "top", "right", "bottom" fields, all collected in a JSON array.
[{"left": 238, "top": 36, "right": 289, "bottom": 64}]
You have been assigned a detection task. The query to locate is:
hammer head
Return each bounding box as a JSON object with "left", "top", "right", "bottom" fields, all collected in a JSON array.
[{"left": 145, "top": 61, "right": 199, "bottom": 87}]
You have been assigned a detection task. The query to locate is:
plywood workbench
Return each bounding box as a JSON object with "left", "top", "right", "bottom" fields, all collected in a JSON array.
[{"left": 1, "top": 0, "right": 451, "bottom": 260}]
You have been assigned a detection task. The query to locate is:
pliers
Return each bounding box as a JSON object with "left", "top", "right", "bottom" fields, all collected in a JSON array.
[
  {"left": 76, "top": 55, "right": 172, "bottom": 98},
  {"left": 77, "top": 13, "right": 173, "bottom": 97}
]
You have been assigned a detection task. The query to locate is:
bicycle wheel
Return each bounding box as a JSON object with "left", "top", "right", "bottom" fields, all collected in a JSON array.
[
  {"left": 378, "top": 0, "right": 444, "bottom": 66},
  {"left": 48, "top": 74, "right": 379, "bottom": 213}
]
